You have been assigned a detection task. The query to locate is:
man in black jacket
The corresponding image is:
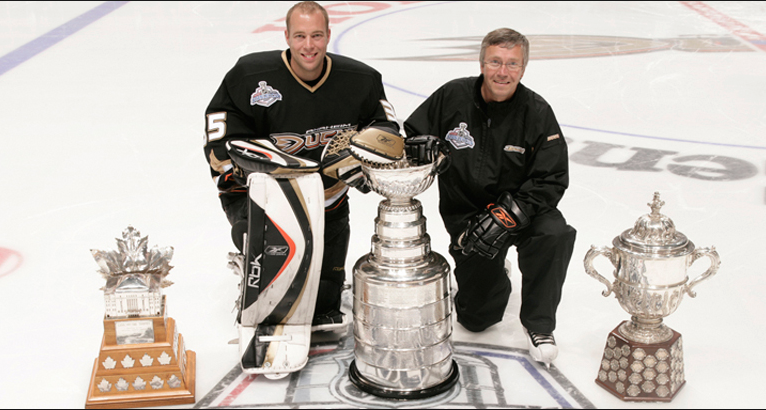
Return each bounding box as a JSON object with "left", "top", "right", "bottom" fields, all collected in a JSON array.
[{"left": 404, "top": 28, "right": 576, "bottom": 367}]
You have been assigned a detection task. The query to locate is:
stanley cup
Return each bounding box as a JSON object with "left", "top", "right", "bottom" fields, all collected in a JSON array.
[
  {"left": 583, "top": 192, "right": 720, "bottom": 401},
  {"left": 348, "top": 157, "right": 459, "bottom": 399}
]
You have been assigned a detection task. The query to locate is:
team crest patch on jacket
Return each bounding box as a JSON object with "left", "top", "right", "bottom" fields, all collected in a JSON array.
[
  {"left": 250, "top": 81, "right": 282, "bottom": 107},
  {"left": 445, "top": 122, "right": 475, "bottom": 149}
]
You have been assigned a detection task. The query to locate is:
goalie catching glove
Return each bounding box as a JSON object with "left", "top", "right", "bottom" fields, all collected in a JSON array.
[
  {"left": 321, "top": 125, "right": 404, "bottom": 193},
  {"left": 459, "top": 192, "right": 530, "bottom": 259},
  {"left": 404, "top": 135, "right": 451, "bottom": 174}
]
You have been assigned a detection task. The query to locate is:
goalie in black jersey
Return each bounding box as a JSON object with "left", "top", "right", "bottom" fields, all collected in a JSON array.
[{"left": 203, "top": 0, "right": 402, "bottom": 342}]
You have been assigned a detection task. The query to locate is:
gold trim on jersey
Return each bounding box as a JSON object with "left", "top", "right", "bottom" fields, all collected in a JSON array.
[
  {"left": 324, "top": 180, "right": 347, "bottom": 203},
  {"left": 281, "top": 50, "right": 331, "bottom": 93},
  {"left": 208, "top": 151, "right": 232, "bottom": 176}
]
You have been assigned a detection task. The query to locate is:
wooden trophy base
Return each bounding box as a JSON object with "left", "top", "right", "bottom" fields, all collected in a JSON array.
[
  {"left": 85, "top": 316, "right": 196, "bottom": 409},
  {"left": 595, "top": 320, "right": 685, "bottom": 402}
]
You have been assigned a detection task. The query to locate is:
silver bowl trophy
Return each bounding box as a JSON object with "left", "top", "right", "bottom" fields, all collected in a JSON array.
[
  {"left": 584, "top": 193, "right": 720, "bottom": 401},
  {"left": 348, "top": 157, "right": 460, "bottom": 399},
  {"left": 85, "top": 226, "right": 196, "bottom": 409}
]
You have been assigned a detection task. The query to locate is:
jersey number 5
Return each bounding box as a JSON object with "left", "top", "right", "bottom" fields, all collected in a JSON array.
[{"left": 206, "top": 112, "right": 227, "bottom": 143}]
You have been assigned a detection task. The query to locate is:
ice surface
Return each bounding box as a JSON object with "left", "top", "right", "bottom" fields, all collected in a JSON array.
[{"left": 1, "top": 1, "right": 764, "bottom": 408}]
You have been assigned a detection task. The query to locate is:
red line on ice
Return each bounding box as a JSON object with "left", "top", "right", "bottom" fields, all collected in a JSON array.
[
  {"left": 0, "top": 248, "right": 23, "bottom": 278},
  {"left": 681, "top": 1, "right": 766, "bottom": 52}
]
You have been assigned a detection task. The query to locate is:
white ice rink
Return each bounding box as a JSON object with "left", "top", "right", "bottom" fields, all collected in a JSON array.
[{"left": 1, "top": 1, "right": 765, "bottom": 408}]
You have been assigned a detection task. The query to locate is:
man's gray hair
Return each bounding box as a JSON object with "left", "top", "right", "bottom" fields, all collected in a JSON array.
[{"left": 480, "top": 28, "right": 530, "bottom": 68}]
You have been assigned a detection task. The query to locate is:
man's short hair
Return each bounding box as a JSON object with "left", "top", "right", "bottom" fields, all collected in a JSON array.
[
  {"left": 480, "top": 28, "right": 530, "bottom": 68},
  {"left": 286, "top": 1, "right": 330, "bottom": 33}
]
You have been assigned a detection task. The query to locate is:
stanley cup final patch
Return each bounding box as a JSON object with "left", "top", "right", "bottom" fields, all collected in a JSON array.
[
  {"left": 445, "top": 122, "right": 475, "bottom": 150},
  {"left": 250, "top": 81, "right": 282, "bottom": 107}
]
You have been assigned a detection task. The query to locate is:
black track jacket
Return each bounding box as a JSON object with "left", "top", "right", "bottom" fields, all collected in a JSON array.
[{"left": 404, "top": 76, "right": 569, "bottom": 238}]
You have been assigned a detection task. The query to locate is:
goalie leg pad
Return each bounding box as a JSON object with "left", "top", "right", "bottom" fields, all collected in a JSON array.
[{"left": 238, "top": 172, "right": 324, "bottom": 375}]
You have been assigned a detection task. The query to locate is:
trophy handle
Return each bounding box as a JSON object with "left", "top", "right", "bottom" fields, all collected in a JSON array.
[
  {"left": 584, "top": 245, "right": 616, "bottom": 297},
  {"left": 685, "top": 246, "right": 720, "bottom": 298}
]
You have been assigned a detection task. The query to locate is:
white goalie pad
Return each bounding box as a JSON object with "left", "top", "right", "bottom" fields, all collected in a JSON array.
[{"left": 237, "top": 172, "right": 324, "bottom": 377}]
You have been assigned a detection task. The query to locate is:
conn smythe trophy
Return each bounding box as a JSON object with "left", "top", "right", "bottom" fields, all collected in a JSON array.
[
  {"left": 584, "top": 193, "right": 720, "bottom": 401},
  {"left": 85, "top": 227, "right": 195, "bottom": 409},
  {"left": 348, "top": 155, "right": 460, "bottom": 399}
]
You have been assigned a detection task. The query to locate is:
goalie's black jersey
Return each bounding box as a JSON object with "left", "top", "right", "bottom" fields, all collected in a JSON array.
[{"left": 204, "top": 49, "right": 398, "bottom": 213}]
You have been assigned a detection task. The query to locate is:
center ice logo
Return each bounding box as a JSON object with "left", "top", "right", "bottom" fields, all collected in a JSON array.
[
  {"left": 250, "top": 81, "right": 282, "bottom": 107},
  {"left": 195, "top": 338, "right": 594, "bottom": 408}
]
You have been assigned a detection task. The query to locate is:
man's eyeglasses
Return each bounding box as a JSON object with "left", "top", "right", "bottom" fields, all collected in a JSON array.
[{"left": 483, "top": 60, "right": 523, "bottom": 71}]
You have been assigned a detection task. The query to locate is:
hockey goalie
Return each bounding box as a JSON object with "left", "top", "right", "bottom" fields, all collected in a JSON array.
[{"left": 224, "top": 127, "right": 403, "bottom": 378}]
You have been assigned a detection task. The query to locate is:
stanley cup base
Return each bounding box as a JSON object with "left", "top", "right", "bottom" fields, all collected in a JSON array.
[
  {"left": 595, "top": 321, "right": 685, "bottom": 402},
  {"left": 349, "top": 359, "right": 459, "bottom": 400}
]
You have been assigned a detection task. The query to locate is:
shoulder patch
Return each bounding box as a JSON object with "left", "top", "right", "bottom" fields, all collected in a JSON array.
[
  {"left": 250, "top": 81, "right": 282, "bottom": 107},
  {"left": 445, "top": 122, "right": 475, "bottom": 150}
]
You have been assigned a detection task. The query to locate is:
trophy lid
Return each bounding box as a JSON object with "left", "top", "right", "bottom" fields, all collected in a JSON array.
[{"left": 615, "top": 192, "right": 694, "bottom": 256}]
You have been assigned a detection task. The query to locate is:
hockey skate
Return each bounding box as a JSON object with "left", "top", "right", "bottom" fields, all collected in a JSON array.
[
  {"left": 525, "top": 327, "right": 558, "bottom": 369},
  {"left": 310, "top": 308, "right": 349, "bottom": 333}
]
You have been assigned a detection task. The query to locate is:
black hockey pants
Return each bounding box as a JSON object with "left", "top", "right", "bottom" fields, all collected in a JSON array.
[{"left": 449, "top": 208, "right": 576, "bottom": 334}]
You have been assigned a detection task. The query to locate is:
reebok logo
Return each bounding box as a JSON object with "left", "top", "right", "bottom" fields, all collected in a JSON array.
[{"left": 491, "top": 208, "right": 516, "bottom": 229}]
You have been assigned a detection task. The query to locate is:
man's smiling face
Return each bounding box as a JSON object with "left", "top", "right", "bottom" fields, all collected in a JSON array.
[
  {"left": 285, "top": 11, "right": 330, "bottom": 82},
  {"left": 480, "top": 44, "right": 526, "bottom": 103}
]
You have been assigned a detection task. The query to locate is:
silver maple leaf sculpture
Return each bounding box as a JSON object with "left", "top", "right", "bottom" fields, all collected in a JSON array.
[{"left": 91, "top": 226, "right": 174, "bottom": 288}]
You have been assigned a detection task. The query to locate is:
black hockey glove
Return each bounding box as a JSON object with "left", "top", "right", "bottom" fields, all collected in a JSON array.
[
  {"left": 458, "top": 192, "right": 529, "bottom": 259},
  {"left": 404, "top": 135, "right": 451, "bottom": 174},
  {"left": 217, "top": 168, "right": 246, "bottom": 192}
]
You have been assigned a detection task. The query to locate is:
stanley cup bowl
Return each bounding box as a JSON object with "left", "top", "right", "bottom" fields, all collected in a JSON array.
[
  {"left": 583, "top": 193, "right": 721, "bottom": 344},
  {"left": 362, "top": 159, "right": 439, "bottom": 204}
]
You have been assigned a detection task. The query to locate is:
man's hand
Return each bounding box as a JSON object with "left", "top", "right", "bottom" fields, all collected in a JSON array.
[
  {"left": 458, "top": 192, "right": 529, "bottom": 259},
  {"left": 405, "top": 135, "right": 451, "bottom": 174}
]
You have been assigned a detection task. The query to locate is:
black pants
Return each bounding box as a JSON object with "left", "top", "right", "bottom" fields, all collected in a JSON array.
[
  {"left": 449, "top": 209, "right": 576, "bottom": 334},
  {"left": 224, "top": 193, "right": 350, "bottom": 316}
]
